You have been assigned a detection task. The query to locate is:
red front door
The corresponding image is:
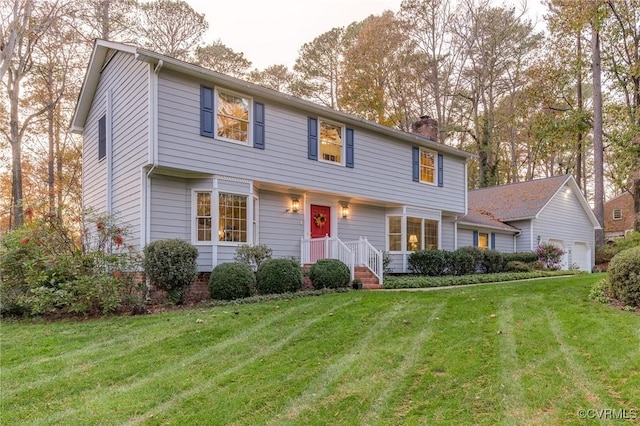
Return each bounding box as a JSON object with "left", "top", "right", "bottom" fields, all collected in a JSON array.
[
  {"left": 310, "top": 205, "right": 331, "bottom": 262},
  {"left": 310, "top": 204, "right": 331, "bottom": 238}
]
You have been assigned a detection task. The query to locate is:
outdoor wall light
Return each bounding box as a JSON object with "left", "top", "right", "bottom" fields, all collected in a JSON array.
[
  {"left": 340, "top": 202, "right": 349, "bottom": 218},
  {"left": 289, "top": 198, "right": 300, "bottom": 213},
  {"left": 537, "top": 235, "right": 541, "bottom": 244}
]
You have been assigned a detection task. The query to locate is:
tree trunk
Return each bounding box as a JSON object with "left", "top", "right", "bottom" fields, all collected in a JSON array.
[
  {"left": 576, "top": 33, "right": 583, "bottom": 192},
  {"left": 48, "top": 70, "right": 56, "bottom": 218},
  {"left": 592, "top": 25, "right": 604, "bottom": 246},
  {"left": 8, "top": 70, "right": 24, "bottom": 229}
]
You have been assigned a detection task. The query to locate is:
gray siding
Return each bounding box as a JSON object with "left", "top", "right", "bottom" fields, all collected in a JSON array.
[
  {"left": 338, "top": 203, "right": 386, "bottom": 250},
  {"left": 457, "top": 228, "right": 475, "bottom": 249},
  {"left": 494, "top": 233, "right": 515, "bottom": 253},
  {"left": 509, "top": 220, "right": 533, "bottom": 252},
  {"left": 441, "top": 216, "right": 456, "bottom": 251},
  {"left": 83, "top": 51, "right": 149, "bottom": 246},
  {"left": 535, "top": 187, "right": 596, "bottom": 270},
  {"left": 258, "top": 189, "right": 304, "bottom": 259},
  {"left": 149, "top": 175, "right": 189, "bottom": 241},
  {"left": 155, "top": 70, "right": 467, "bottom": 215}
]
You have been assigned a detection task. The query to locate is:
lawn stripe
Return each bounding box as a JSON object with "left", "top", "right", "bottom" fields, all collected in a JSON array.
[
  {"left": 544, "top": 307, "right": 610, "bottom": 409},
  {"left": 359, "top": 301, "right": 445, "bottom": 425},
  {"left": 496, "top": 297, "right": 530, "bottom": 426},
  {"left": 121, "top": 298, "right": 358, "bottom": 426},
  {"left": 265, "top": 300, "right": 418, "bottom": 424},
  {"left": 27, "top": 298, "right": 340, "bottom": 426}
]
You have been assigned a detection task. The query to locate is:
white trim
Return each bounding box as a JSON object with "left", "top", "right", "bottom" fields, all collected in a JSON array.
[
  {"left": 140, "top": 169, "right": 147, "bottom": 249},
  {"left": 191, "top": 189, "right": 214, "bottom": 246},
  {"left": 317, "top": 117, "right": 346, "bottom": 167},
  {"left": 418, "top": 147, "right": 438, "bottom": 186},
  {"left": 214, "top": 87, "right": 253, "bottom": 146},
  {"left": 106, "top": 89, "right": 113, "bottom": 215}
]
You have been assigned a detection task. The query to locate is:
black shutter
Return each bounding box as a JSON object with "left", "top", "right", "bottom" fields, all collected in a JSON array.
[
  {"left": 412, "top": 147, "right": 419, "bottom": 182},
  {"left": 200, "top": 86, "right": 214, "bottom": 137},
  {"left": 437, "top": 153, "right": 444, "bottom": 187},
  {"left": 253, "top": 102, "right": 265, "bottom": 149},
  {"left": 98, "top": 115, "right": 106, "bottom": 160},
  {"left": 308, "top": 117, "right": 318, "bottom": 160},
  {"left": 346, "top": 128, "right": 354, "bottom": 168}
]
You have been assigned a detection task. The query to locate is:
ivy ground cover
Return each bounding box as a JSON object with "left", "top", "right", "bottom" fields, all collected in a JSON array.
[{"left": 2, "top": 274, "right": 639, "bottom": 425}]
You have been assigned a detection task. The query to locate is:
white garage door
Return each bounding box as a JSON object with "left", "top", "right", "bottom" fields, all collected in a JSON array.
[
  {"left": 572, "top": 242, "right": 590, "bottom": 271},
  {"left": 548, "top": 239, "right": 567, "bottom": 270}
]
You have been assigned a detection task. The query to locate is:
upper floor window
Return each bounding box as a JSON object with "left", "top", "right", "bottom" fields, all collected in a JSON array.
[
  {"left": 201, "top": 86, "right": 265, "bottom": 149},
  {"left": 217, "top": 90, "right": 250, "bottom": 143},
  {"left": 98, "top": 114, "right": 106, "bottom": 161},
  {"left": 420, "top": 148, "right": 436, "bottom": 184},
  {"left": 319, "top": 120, "right": 344, "bottom": 164},
  {"left": 613, "top": 209, "right": 622, "bottom": 220}
]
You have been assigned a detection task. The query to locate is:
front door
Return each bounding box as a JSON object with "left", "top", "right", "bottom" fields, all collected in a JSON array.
[
  {"left": 310, "top": 204, "right": 331, "bottom": 238},
  {"left": 310, "top": 204, "right": 331, "bottom": 262}
]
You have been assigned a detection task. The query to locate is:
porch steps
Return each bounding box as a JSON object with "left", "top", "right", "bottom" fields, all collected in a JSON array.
[{"left": 302, "top": 265, "right": 381, "bottom": 290}]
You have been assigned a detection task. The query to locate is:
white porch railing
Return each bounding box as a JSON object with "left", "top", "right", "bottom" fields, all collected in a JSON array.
[
  {"left": 300, "top": 236, "right": 383, "bottom": 285},
  {"left": 344, "top": 237, "right": 383, "bottom": 285},
  {"left": 300, "top": 236, "right": 355, "bottom": 281}
]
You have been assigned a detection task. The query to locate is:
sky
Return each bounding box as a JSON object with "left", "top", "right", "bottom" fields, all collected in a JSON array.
[{"left": 184, "top": 0, "right": 547, "bottom": 71}]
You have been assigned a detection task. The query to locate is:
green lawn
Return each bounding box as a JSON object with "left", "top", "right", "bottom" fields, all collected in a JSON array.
[{"left": 2, "top": 274, "right": 639, "bottom": 425}]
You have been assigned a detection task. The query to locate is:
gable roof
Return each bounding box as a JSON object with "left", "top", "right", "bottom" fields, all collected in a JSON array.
[
  {"left": 71, "top": 39, "right": 475, "bottom": 161},
  {"left": 460, "top": 174, "right": 601, "bottom": 230}
]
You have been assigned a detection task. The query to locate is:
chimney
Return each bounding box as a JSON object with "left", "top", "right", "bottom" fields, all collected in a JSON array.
[{"left": 411, "top": 115, "right": 438, "bottom": 142}]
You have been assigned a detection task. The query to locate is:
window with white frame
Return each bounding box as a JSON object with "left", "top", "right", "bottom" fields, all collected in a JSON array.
[
  {"left": 319, "top": 120, "right": 344, "bottom": 163},
  {"left": 388, "top": 216, "right": 439, "bottom": 252},
  {"left": 613, "top": 209, "right": 622, "bottom": 220},
  {"left": 419, "top": 148, "right": 436, "bottom": 184},
  {"left": 478, "top": 232, "right": 489, "bottom": 249},
  {"left": 217, "top": 89, "right": 250, "bottom": 143},
  {"left": 196, "top": 192, "right": 212, "bottom": 242},
  {"left": 219, "top": 193, "right": 248, "bottom": 242}
]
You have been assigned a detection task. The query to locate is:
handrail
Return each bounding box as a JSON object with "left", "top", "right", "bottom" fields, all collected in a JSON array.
[
  {"left": 300, "top": 235, "right": 355, "bottom": 281},
  {"left": 344, "top": 237, "right": 383, "bottom": 285}
]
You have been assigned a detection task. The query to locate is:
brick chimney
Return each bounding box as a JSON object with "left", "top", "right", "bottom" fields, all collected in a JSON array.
[{"left": 411, "top": 115, "right": 438, "bottom": 142}]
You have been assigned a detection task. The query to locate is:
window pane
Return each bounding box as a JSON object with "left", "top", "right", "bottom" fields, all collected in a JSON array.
[
  {"left": 320, "top": 121, "right": 343, "bottom": 163},
  {"left": 219, "top": 193, "right": 248, "bottom": 242},
  {"left": 388, "top": 216, "right": 402, "bottom": 251},
  {"left": 217, "top": 91, "right": 249, "bottom": 143},
  {"left": 420, "top": 149, "right": 435, "bottom": 183},
  {"left": 424, "top": 220, "right": 438, "bottom": 250},
  {"left": 196, "top": 192, "right": 212, "bottom": 242},
  {"left": 389, "top": 216, "right": 401, "bottom": 233},
  {"left": 389, "top": 235, "right": 402, "bottom": 251},
  {"left": 479, "top": 233, "right": 489, "bottom": 249},
  {"left": 407, "top": 217, "right": 422, "bottom": 251}
]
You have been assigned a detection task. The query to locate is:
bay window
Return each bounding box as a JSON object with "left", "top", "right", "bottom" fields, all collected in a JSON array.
[{"left": 388, "top": 216, "right": 439, "bottom": 252}]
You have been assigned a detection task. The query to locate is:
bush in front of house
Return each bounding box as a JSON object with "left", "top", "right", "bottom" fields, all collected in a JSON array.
[
  {"left": 234, "top": 244, "right": 273, "bottom": 271},
  {"left": 607, "top": 246, "right": 640, "bottom": 307},
  {"left": 481, "top": 249, "right": 504, "bottom": 274},
  {"left": 504, "top": 260, "right": 531, "bottom": 272},
  {"left": 309, "top": 259, "right": 351, "bottom": 289},
  {"left": 447, "top": 249, "right": 475, "bottom": 276},
  {"left": 408, "top": 249, "right": 447, "bottom": 276},
  {"left": 456, "top": 246, "right": 484, "bottom": 272},
  {"left": 256, "top": 258, "right": 303, "bottom": 294},
  {"left": 536, "top": 242, "right": 565, "bottom": 270},
  {"left": 502, "top": 252, "right": 538, "bottom": 267},
  {"left": 143, "top": 238, "right": 198, "bottom": 304},
  {"left": 209, "top": 262, "right": 256, "bottom": 300}
]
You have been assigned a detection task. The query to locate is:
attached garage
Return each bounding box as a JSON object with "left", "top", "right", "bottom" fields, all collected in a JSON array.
[{"left": 572, "top": 242, "right": 590, "bottom": 272}]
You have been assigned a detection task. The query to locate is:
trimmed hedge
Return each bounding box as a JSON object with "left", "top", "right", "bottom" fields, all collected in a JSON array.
[
  {"left": 383, "top": 270, "right": 579, "bottom": 289},
  {"left": 502, "top": 252, "right": 538, "bottom": 265},
  {"left": 607, "top": 246, "right": 640, "bottom": 307},
  {"left": 408, "top": 250, "right": 447, "bottom": 276},
  {"left": 505, "top": 261, "right": 531, "bottom": 272},
  {"left": 256, "top": 258, "right": 303, "bottom": 295},
  {"left": 309, "top": 259, "right": 350, "bottom": 289},
  {"left": 209, "top": 262, "right": 256, "bottom": 300},
  {"left": 143, "top": 239, "right": 198, "bottom": 304},
  {"left": 481, "top": 249, "right": 504, "bottom": 274}
]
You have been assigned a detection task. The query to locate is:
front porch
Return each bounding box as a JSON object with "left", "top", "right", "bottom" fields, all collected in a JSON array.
[{"left": 300, "top": 236, "right": 383, "bottom": 288}]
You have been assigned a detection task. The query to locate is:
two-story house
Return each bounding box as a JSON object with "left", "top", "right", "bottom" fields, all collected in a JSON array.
[{"left": 71, "top": 40, "right": 475, "bottom": 286}]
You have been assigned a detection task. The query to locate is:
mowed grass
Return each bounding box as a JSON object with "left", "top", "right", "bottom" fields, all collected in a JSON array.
[{"left": 1, "top": 274, "right": 639, "bottom": 425}]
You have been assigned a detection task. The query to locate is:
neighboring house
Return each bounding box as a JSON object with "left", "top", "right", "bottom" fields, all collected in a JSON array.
[
  {"left": 458, "top": 175, "right": 601, "bottom": 271},
  {"left": 71, "top": 40, "right": 475, "bottom": 285},
  {"left": 604, "top": 191, "right": 635, "bottom": 242}
]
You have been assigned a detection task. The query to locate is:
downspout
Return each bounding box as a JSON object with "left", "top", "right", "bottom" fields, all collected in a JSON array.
[{"left": 143, "top": 59, "right": 163, "bottom": 300}]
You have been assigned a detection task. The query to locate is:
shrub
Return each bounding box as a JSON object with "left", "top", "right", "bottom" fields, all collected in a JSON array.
[
  {"left": 607, "top": 246, "right": 640, "bottom": 307},
  {"left": 143, "top": 239, "right": 198, "bottom": 304},
  {"left": 256, "top": 258, "right": 303, "bottom": 294},
  {"left": 589, "top": 279, "right": 611, "bottom": 304},
  {"left": 505, "top": 261, "right": 531, "bottom": 272},
  {"left": 382, "top": 251, "right": 393, "bottom": 275},
  {"left": 528, "top": 260, "right": 545, "bottom": 270},
  {"left": 209, "top": 262, "right": 256, "bottom": 300},
  {"left": 481, "top": 249, "right": 504, "bottom": 274},
  {"left": 456, "top": 246, "right": 484, "bottom": 272},
  {"left": 536, "top": 242, "right": 565, "bottom": 270},
  {"left": 309, "top": 259, "right": 351, "bottom": 289},
  {"left": 447, "top": 249, "right": 475, "bottom": 276},
  {"left": 502, "top": 252, "right": 538, "bottom": 266},
  {"left": 408, "top": 249, "right": 447, "bottom": 276},
  {"left": 1, "top": 215, "right": 143, "bottom": 317},
  {"left": 234, "top": 244, "right": 273, "bottom": 271}
]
